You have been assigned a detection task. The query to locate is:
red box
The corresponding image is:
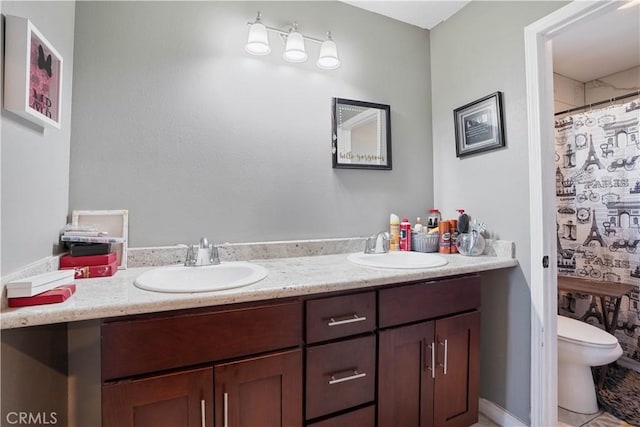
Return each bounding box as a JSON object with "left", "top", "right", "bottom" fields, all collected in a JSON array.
[
  {"left": 60, "top": 252, "right": 116, "bottom": 268},
  {"left": 61, "top": 260, "right": 117, "bottom": 279},
  {"left": 8, "top": 284, "right": 76, "bottom": 308}
]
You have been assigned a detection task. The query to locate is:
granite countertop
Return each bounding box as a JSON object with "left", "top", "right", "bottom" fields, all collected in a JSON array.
[{"left": 0, "top": 239, "right": 518, "bottom": 330}]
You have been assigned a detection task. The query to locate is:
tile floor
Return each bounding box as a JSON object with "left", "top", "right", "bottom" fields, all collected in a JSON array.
[
  {"left": 557, "top": 407, "right": 633, "bottom": 427},
  {"left": 472, "top": 408, "right": 632, "bottom": 427},
  {"left": 472, "top": 413, "right": 498, "bottom": 426}
]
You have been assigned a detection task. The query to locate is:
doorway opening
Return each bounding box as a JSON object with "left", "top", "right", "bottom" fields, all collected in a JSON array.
[{"left": 524, "top": 2, "right": 630, "bottom": 426}]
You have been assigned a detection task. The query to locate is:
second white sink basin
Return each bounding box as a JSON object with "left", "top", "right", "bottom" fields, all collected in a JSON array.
[
  {"left": 348, "top": 251, "right": 448, "bottom": 270},
  {"left": 134, "top": 262, "right": 268, "bottom": 293}
]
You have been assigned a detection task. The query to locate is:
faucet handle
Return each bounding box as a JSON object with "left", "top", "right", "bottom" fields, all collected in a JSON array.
[
  {"left": 209, "top": 244, "right": 220, "bottom": 265},
  {"left": 365, "top": 231, "right": 390, "bottom": 254},
  {"left": 184, "top": 244, "right": 197, "bottom": 266}
]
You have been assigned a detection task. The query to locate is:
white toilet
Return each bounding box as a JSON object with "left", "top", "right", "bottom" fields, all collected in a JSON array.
[{"left": 557, "top": 315, "right": 622, "bottom": 414}]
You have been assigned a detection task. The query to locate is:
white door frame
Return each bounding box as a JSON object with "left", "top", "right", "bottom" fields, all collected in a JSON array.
[{"left": 524, "top": 1, "right": 623, "bottom": 426}]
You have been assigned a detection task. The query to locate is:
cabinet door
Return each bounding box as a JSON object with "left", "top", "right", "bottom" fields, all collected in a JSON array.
[
  {"left": 433, "top": 311, "right": 480, "bottom": 427},
  {"left": 215, "top": 349, "right": 302, "bottom": 427},
  {"left": 378, "top": 321, "right": 435, "bottom": 427},
  {"left": 102, "top": 366, "right": 213, "bottom": 427}
]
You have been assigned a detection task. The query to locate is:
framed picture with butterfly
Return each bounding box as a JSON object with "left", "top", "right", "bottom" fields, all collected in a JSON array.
[{"left": 3, "top": 15, "right": 63, "bottom": 129}]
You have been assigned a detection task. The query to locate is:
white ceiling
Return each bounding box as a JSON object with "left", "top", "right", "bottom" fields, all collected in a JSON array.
[
  {"left": 551, "top": 3, "right": 640, "bottom": 82},
  {"left": 341, "top": 0, "right": 470, "bottom": 30},
  {"left": 343, "top": 1, "right": 640, "bottom": 83}
]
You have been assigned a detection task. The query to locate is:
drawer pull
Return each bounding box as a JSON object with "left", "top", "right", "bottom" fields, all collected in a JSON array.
[
  {"left": 439, "top": 339, "right": 448, "bottom": 375},
  {"left": 200, "top": 399, "right": 206, "bottom": 427},
  {"left": 223, "top": 392, "right": 229, "bottom": 427},
  {"left": 327, "top": 314, "right": 367, "bottom": 327},
  {"left": 425, "top": 341, "right": 436, "bottom": 379},
  {"left": 328, "top": 370, "right": 367, "bottom": 385}
]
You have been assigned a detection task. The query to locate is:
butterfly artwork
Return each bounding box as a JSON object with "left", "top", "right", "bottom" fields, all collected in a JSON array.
[
  {"left": 4, "top": 15, "right": 62, "bottom": 127},
  {"left": 37, "top": 44, "right": 53, "bottom": 77}
]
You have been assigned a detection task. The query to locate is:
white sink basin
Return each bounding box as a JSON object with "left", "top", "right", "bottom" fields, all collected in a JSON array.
[
  {"left": 134, "top": 262, "right": 268, "bottom": 293},
  {"left": 348, "top": 251, "right": 448, "bottom": 270}
]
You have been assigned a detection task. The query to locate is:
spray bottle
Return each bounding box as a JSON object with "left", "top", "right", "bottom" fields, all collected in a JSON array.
[{"left": 389, "top": 214, "right": 400, "bottom": 251}]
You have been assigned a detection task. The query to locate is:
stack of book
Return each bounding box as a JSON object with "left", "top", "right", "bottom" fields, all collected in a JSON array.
[
  {"left": 59, "top": 252, "right": 118, "bottom": 279},
  {"left": 61, "top": 226, "right": 124, "bottom": 257},
  {"left": 60, "top": 225, "right": 121, "bottom": 278},
  {"left": 5, "top": 270, "right": 76, "bottom": 307}
]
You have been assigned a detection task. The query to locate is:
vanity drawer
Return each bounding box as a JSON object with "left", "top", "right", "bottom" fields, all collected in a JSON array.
[
  {"left": 379, "top": 274, "right": 480, "bottom": 328},
  {"left": 308, "top": 405, "right": 375, "bottom": 427},
  {"left": 102, "top": 300, "right": 301, "bottom": 381},
  {"left": 306, "top": 335, "right": 376, "bottom": 419},
  {"left": 306, "top": 291, "right": 376, "bottom": 344}
]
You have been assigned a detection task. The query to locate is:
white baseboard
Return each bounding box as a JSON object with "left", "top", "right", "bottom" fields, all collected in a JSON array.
[
  {"left": 617, "top": 356, "right": 640, "bottom": 373},
  {"left": 479, "top": 398, "right": 527, "bottom": 427}
]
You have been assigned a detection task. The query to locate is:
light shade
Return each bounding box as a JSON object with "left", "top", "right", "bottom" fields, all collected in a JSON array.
[
  {"left": 317, "top": 39, "right": 340, "bottom": 70},
  {"left": 245, "top": 21, "right": 271, "bottom": 55},
  {"left": 283, "top": 30, "right": 307, "bottom": 63}
]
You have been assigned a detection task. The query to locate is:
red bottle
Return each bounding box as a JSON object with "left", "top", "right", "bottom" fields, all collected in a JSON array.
[{"left": 400, "top": 218, "right": 412, "bottom": 251}]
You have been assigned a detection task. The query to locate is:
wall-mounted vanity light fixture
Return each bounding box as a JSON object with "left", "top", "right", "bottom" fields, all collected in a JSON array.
[{"left": 245, "top": 12, "right": 341, "bottom": 70}]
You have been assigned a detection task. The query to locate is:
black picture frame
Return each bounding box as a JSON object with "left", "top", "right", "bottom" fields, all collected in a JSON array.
[
  {"left": 453, "top": 91, "right": 505, "bottom": 158},
  {"left": 332, "top": 98, "right": 392, "bottom": 170}
]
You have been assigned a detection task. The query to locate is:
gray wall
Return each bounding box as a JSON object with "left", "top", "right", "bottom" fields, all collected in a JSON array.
[
  {"left": 70, "top": 1, "right": 433, "bottom": 248},
  {"left": 1, "top": 2, "right": 76, "bottom": 275},
  {"left": 430, "top": 1, "right": 566, "bottom": 423},
  {"left": 0, "top": 2, "right": 75, "bottom": 424}
]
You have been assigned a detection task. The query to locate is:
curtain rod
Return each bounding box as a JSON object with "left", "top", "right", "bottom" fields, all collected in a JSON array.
[{"left": 554, "top": 90, "right": 640, "bottom": 116}]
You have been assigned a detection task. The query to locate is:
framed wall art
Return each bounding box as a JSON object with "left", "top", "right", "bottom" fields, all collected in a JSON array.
[
  {"left": 453, "top": 91, "right": 505, "bottom": 158},
  {"left": 3, "top": 15, "right": 63, "bottom": 129},
  {"left": 72, "top": 210, "right": 129, "bottom": 269}
]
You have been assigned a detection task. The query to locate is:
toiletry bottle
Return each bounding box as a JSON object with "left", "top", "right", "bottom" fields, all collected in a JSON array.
[
  {"left": 456, "top": 209, "right": 470, "bottom": 233},
  {"left": 389, "top": 214, "right": 400, "bottom": 251},
  {"left": 400, "top": 218, "right": 412, "bottom": 251},
  {"left": 438, "top": 220, "right": 451, "bottom": 254},
  {"left": 414, "top": 217, "right": 423, "bottom": 233},
  {"left": 427, "top": 209, "right": 441, "bottom": 231},
  {"left": 449, "top": 219, "right": 458, "bottom": 253}
]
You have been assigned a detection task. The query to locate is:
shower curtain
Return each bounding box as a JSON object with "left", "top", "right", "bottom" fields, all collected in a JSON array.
[{"left": 555, "top": 97, "right": 640, "bottom": 362}]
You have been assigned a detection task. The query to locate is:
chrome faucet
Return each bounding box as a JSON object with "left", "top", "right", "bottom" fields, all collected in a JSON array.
[
  {"left": 185, "top": 237, "right": 220, "bottom": 266},
  {"left": 364, "top": 231, "right": 390, "bottom": 254}
]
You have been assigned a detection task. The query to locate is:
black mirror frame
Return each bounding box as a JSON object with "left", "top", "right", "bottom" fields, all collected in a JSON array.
[{"left": 332, "top": 97, "right": 392, "bottom": 170}]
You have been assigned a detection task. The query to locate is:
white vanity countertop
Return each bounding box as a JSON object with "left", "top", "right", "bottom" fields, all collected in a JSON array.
[{"left": 1, "top": 250, "right": 517, "bottom": 329}]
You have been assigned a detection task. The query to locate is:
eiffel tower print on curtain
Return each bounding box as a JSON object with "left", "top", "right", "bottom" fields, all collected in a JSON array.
[
  {"left": 555, "top": 96, "right": 640, "bottom": 363},
  {"left": 581, "top": 135, "right": 605, "bottom": 171},
  {"left": 583, "top": 209, "right": 605, "bottom": 247}
]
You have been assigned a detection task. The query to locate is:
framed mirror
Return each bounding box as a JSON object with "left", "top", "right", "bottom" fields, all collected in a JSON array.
[{"left": 332, "top": 98, "right": 392, "bottom": 170}]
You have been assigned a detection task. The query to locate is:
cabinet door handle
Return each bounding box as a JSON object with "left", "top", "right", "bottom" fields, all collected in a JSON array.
[
  {"left": 200, "top": 399, "right": 206, "bottom": 427},
  {"left": 425, "top": 341, "right": 436, "bottom": 379},
  {"left": 327, "top": 314, "right": 367, "bottom": 327},
  {"left": 223, "top": 392, "right": 229, "bottom": 427},
  {"left": 439, "top": 339, "right": 448, "bottom": 375},
  {"left": 328, "top": 370, "right": 367, "bottom": 385}
]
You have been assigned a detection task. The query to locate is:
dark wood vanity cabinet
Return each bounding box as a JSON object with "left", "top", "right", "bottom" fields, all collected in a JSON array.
[
  {"left": 214, "top": 349, "right": 302, "bottom": 427},
  {"left": 102, "top": 366, "right": 214, "bottom": 427},
  {"left": 378, "top": 276, "right": 481, "bottom": 427},
  {"left": 100, "top": 274, "right": 480, "bottom": 427},
  {"left": 100, "top": 300, "right": 302, "bottom": 427},
  {"left": 378, "top": 312, "right": 480, "bottom": 427},
  {"left": 305, "top": 292, "right": 377, "bottom": 425}
]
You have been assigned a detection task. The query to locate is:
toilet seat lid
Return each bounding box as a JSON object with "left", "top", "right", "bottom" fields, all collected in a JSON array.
[{"left": 557, "top": 316, "right": 618, "bottom": 348}]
